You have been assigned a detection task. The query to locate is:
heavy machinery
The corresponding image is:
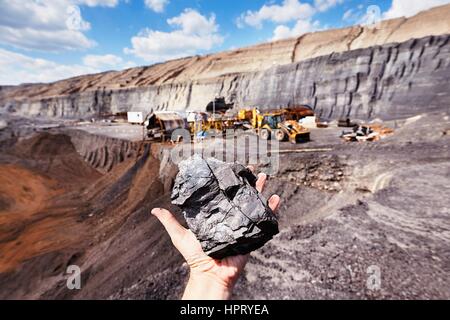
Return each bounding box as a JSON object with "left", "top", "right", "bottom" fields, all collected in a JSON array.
[
  {"left": 279, "top": 120, "right": 311, "bottom": 143},
  {"left": 238, "top": 108, "right": 310, "bottom": 143},
  {"left": 206, "top": 97, "right": 234, "bottom": 113},
  {"left": 282, "top": 105, "right": 315, "bottom": 121},
  {"left": 341, "top": 123, "right": 394, "bottom": 142},
  {"left": 187, "top": 112, "right": 232, "bottom": 137},
  {"left": 144, "top": 112, "right": 189, "bottom": 142},
  {"left": 187, "top": 111, "right": 209, "bottom": 135}
]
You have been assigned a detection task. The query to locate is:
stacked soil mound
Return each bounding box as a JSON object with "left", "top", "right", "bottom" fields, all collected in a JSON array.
[
  {"left": 13, "top": 133, "right": 76, "bottom": 158},
  {"left": 9, "top": 132, "right": 102, "bottom": 188}
]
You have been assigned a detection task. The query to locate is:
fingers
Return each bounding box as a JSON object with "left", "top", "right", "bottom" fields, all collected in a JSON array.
[
  {"left": 248, "top": 166, "right": 265, "bottom": 193},
  {"left": 268, "top": 195, "right": 281, "bottom": 213},
  {"left": 151, "top": 208, "right": 187, "bottom": 243},
  {"left": 255, "top": 173, "right": 267, "bottom": 193},
  {"left": 249, "top": 168, "right": 280, "bottom": 213}
]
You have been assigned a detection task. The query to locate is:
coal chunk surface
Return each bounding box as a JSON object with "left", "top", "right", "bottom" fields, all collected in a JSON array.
[{"left": 171, "top": 154, "right": 279, "bottom": 259}]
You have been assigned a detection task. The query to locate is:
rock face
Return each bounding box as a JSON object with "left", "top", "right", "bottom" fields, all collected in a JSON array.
[
  {"left": 1, "top": 4, "right": 450, "bottom": 120},
  {"left": 171, "top": 155, "right": 278, "bottom": 259}
]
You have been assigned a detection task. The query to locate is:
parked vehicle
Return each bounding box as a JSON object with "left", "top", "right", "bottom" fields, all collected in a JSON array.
[{"left": 238, "top": 108, "right": 310, "bottom": 143}]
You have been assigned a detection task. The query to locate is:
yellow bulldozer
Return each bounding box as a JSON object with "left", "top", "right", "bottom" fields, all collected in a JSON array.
[{"left": 238, "top": 108, "right": 310, "bottom": 143}]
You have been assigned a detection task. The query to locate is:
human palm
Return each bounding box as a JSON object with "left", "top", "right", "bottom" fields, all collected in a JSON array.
[{"left": 152, "top": 172, "right": 280, "bottom": 299}]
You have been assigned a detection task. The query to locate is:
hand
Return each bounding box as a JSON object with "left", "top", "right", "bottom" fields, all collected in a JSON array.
[{"left": 151, "top": 172, "right": 280, "bottom": 300}]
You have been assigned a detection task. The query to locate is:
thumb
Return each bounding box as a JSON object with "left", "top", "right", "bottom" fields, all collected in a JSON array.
[{"left": 151, "top": 208, "right": 187, "bottom": 244}]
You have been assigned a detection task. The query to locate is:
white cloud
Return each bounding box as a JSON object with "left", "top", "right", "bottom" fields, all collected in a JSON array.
[
  {"left": 167, "top": 9, "right": 219, "bottom": 35},
  {"left": 0, "top": 1, "right": 86, "bottom": 32},
  {"left": 238, "top": 0, "right": 316, "bottom": 29},
  {"left": 239, "top": 0, "right": 344, "bottom": 42},
  {"left": 0, "top": 48, "right": 97, "bottom": 85},
  {"left": 314, "top": 0, "right": 344, "bottom": 12},
  {"left": 272, "top": 19, "right": 321, "bottom": 40},
  {"left": 383, "top": 0, "right": 450, "bottom": 19},
  {"left": 342, "top": 9, "right": 354, "bottom": 21},
  {"left": 238, "top": 0, "right": 345, "bottom": 29},
  {"left": 0, "top": 0, "right": 119, "bottom": 52},
  {"left": 0, "top": 27, "right": 95, "bottom": 52},
  {"left": 124, "top": 9, "right": 223, "bottom": 63},
  {"left": 144, "top": 0, "right": 169, "bottom": 13},
  {"left": 0, "top": 49, "right": 136, "bottom": 85},
  {"left": 75, "top": 0, "right": 119, "bottom": 7}
]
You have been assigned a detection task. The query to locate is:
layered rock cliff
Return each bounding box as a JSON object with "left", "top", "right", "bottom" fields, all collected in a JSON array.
[{"left": 1, "top": 4, "right": 450, "bottom": 120}]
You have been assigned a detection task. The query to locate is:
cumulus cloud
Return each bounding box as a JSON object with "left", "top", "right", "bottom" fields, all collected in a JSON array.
[
  {"left": 0, "top": 49, "right": 135, "bottom": 85},
  {"left": 342, "top": 1, "right": 449, "bottom": 27},
  {"left": 0, "top": 48, "right": 97, "bottom": 85},
  {"left": 314, "top": 0, "right": 344, "bottom": 12},
  {"left": 75, "top": 0, "right": 119, "bottom": 7},
  {"left": 144, "top": 0, "right": 169, "bottom": 13},
  {"left": 124, "top": 9, "right": 223, "bottom": 63},
  {"left": 272, "top": 19, "right": 320, "bottom": 40},
  {"left": 238, "top": 0, "right": 345, "bottom": 29},
  {"left": 238, "top": 0, "right": 315, "bottom": 29},
  {"left": 0, "top": 27, "right": 95, "bottom": 52},
  {"left": 238, "top": 0, "right": 344, "bottom": 41},
  {"left": 383, "top": 0, "right": 450, "bottom": 19},
  {"left": 342, "top": 9, "right": 354, "bottom": 21},
  {"left": 0, "top": 0, "right": 120, "bottom": 52}
]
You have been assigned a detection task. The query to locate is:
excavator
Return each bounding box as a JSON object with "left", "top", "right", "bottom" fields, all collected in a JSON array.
[{"left": 238, "top": 108, "right": 310, "bottom": 143}]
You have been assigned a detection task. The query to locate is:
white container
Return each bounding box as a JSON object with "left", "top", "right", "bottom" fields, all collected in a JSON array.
[
  {"left": 127, "top": 112, "right": 144, "bottom": 124},
  {"left": 299, "top": 116, "right": 317, "bottom": 128}
]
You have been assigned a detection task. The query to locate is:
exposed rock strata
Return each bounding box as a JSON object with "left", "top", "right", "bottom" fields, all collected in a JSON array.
[{"left": 1, "top": 5, "right": 450, "bottom": 120}]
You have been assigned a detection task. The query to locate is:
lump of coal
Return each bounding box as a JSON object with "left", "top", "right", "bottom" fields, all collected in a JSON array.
[{"left": 171, "top": 154, "right": 279, "bottom": 259}]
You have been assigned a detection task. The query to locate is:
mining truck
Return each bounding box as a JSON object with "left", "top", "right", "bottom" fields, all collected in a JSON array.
[
  {"left": 238, "top": 108, "right": 310, "bottom": 143},
  {"left": 144, "top": 112, "right": 189, "bottom": 142},
  {"left": 206, "top": 97, "right": 234, "bottom": 113},
  {"left": 282, "top": 105, "right": 315, "bottom": 121}
]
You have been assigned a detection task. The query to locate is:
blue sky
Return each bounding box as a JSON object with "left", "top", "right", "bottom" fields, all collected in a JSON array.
[{"left": 0, "top": 0, "right": 448, "bottom": 85}]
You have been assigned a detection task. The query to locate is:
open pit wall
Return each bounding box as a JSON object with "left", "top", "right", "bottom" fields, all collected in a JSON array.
[
  {"left": 3, "top": 34, "right": 449, "bottom": 121},
  {"left": 67, "top": 130, "right": 141, "bottom": 173},
  {"left": 2, "top": 4, "right": 450, "bottom": 120}
]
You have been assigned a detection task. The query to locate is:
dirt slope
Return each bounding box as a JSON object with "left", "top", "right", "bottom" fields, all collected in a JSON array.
[{"left": 0, "top": 132, "right": 184, "bottom": 299}]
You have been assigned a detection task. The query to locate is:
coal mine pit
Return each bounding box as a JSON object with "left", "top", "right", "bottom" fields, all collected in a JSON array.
[
  {"left": 1, "top": 3, "right": 450, "bottom": 302},
  {"left": 0, "top": 112, "right": 449, "bottom": 300}
]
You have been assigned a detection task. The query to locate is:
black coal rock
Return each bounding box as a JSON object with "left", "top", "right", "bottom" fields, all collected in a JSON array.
[{"left": 171, "top": 154, "right": 279, "bottom": 259}]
